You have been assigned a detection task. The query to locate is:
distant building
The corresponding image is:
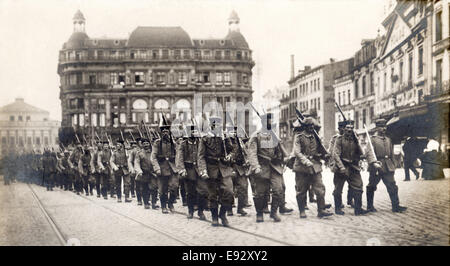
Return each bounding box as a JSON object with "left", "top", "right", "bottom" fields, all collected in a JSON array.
[
  {"left": 0, "top": 98, "right": 60, "bottom": 156},
  {"left": 284, "top": 57, "right": 353, "bottom": 146},
  {"left": 333, "top": 72, "right": 354, "bottom": 132},
  {"left": 57, "top": 10, "right": 254, "bottom": 143}
]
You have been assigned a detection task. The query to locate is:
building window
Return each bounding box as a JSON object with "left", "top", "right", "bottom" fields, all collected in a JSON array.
[
  {"left": 355, "top": 80, "right": 359, "bottom": 98},
  {"left": 314, "top": 80, "right": 317, "bottom": 91},
  {"left": 135, "top": 72, "right": 145, "bottom": 85},
  {"left": 436, "top": 11, "right": 442, "bottom": 42},
  {"left": 76, "top": 72, "right": 82, "bottom": 84},
  {"left": 202, "top": 72, "right": 210, "bottom": 83},
  {"left": 110, "top": 73, "right": 118, "bottom": 85},
  {"left": 216, "top": 72, "right": 223, "bottom": 84},
  {"left": 91, "top": 113, "right": 98, "bottom": 127},
  {"left": 408, "top": 53, "right": 413, "bottom": 82},
  {"left": 178, "top": 72, "right": 187, "bottom": 84},
  {"left": 348, "top": 89, "right": 351, "bottom": 104},
  {"left": 317, "top": 97, "right": 320, "bottom": 110},
  {"left": 355, "top": 111, "right": 359, "bottom": 129},
  {"left": 203, "top": 50, "right": 211, "bottom": 59},
  {"left": 418, "top": 46, "right": 423, "bottom": 76},
  {"left": 224, "top": 72, "right": 231, "bottom": 84},
  {"left": 72, "top": 114, "right": 78, "bottom": 126},
  {"left": 362, "top": 109, "right": 367, "bottom": 126},
  {"left": 9, "top": 115, "right": 14, "bottom": 121},
  {"left": 26, "top": 116, "right": 30, "bottom": 121},
  {"left": 174, "top": 50, "right": 181, "bottom": 59},
  {"left": 242, "top": 74, "right": 248, "bottom": 85},
  {"left": 89, "top": 74, "right": 97, "bottom": 84},
  {"left": 400, "top": 61, "right": 404, "bottom": 86},
  {"left": 18, "top": 116, "right": 23, "bottom": 121},
  {"left": 215, "top": 50, "right": 222, "bottom": 60},
  {"left": 370, "top": 106, "right": 374, "bottom": 120},
  {"left": 383, "top": 72, "right": 387, "bottom": 92},
  {"left": 69, "top": 99, "right": 77, "bottom": 109},
  {"left": 225, "top": 50, "right": 230, "bottom": 59},
  {"left": 119, "top": 98, "right": 126, "bottom": 109},
  {"left": 362, "top": 76, "right": 366, "bottom": 96},
  {"left": 78, "top": 99, "right": 84, "bottom": 109},
  {"left": 183, "top": 50, "right": 190, "bottom": 59},
  {"left": 99, "top": 113, "right": 106, "bottom": 127},
  {"left": 120, "top": 113, "right": 126, "bottom": 124},
  {"left": 162, "top": 50, "right": 169, "bottom": 59},
  {"left": 236, "top": 51, "right": 242, "bottom": 60},
  {"left": 390, "top": 67, "right": 395, "bottom": 91},
  {"left": 152, "top": 50, "right": 159, "bottom": 59},
  {"left": 157, "top": 72, "right": 166, "bottom": 84},
  {"left": 338, "top": 92, "right": 341, "bottom": 105},
  {"left": 98, "top": 99, "right": 105, "bottom": 109},
  {"left": 436, "top": 59, "right": 443, "bottom": 92},
  {"left": 35, "top": 137, "right": 40, "bottom": 145},
  {"left": 370, "top": 72, "right": 374, "bottom": 94}
]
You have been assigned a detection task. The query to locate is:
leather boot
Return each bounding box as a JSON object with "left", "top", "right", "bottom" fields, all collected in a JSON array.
[
  {"left": 366, "top": 187, "right": 377, "bottom": 212},
  {"left": 347, "top": 189, "right": 354, "bottom": 208},
  {"left": 269, "top": 198, "right": 281, "bottom": 222},
  {"left": 237, "top": 200, "right": 248, "bottom": 216},
  {"left": 219, "top": 206, "right": 230, "bottom": 227},
  {"left": 151, "top": 190, "right": 159, "bottom": 209},
  {"left": 296, "top": 194, "right": 307, "bottom": 218},
  {"left": 389, "top": 187, "right": 407, "bottom": 213},
  {"left": 211, "top": 207, "right": 219, "bottom": 226},
  {"left": 254, "top": 197, "right": 264, "bottom": 222},
  {"left": 353, "top": 190, "right": 369, "bottom": 216},
  {"left": 187, "top": 205, "right": 194, "bottom": 219},
  {"left": 334, "top": 194, "right": 344, "bottom": 215},
  {"left": 279, "top": 202, "right": 293, "bottom": 214},
  {"left": 317, "top": 197, "right": 333, "bottom": 218}
]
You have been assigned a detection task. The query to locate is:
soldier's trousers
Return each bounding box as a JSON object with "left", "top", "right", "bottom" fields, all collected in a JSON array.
[
  {"left": 94, "top": 173, "right": 101, "bottom": 196},
  {"left": 233, "top": 173, "right": 249, "bottom": 210},
  {"left": 332, "top": 172, "right": 347, "bottom": 208},
  {"left": 295, "top": 172, "right": 326, "bottom": 212},
  {"left": 130, "top": 174, "right": 136, "bottom": 196},
  {"left": 82, "top": 175, "right": 94, "bottom": 195},
  {"left": 158, "top": 174, "right": 179, "bottom": 208},
  {"left": 137, "top": 172, "right": 158, "bottom": 205},
  {"left": 404, "top": 160, "right": 419, "bottom": 180},
  {"left": 4, "top": 172, "right": 11, "bottom": 185},
  {"left": 44, "top": 172, "right": 55, "bottom": 189},
  {"left": 114, "top": 168, "right": 130, "bottom": 199},
  {"left": 253, "top": 169, "right": 283, "bottom": 214},
  {"left": 99, "top": 172, "right": 112, "bottom": 198},
  {"left": 206, "top": 172, "right": 234, "bottom": 211},
  {"left": 184, "top": 177, "right": 208, "bottom": 213},
  {"left": 73, "top": 172, "right": 83, "bottom": 193},
  {"left": 367, "top": 170, "right": 400, "bottom": 209}
]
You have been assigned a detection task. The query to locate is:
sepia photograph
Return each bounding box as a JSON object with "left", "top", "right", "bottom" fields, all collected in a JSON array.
[{"left": 0, "top": 0, "right": 449, "bottom": 252}]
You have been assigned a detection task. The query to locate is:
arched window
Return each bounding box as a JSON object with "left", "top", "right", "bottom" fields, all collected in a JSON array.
[
  {"left": 154, "top": 99, "right": 169, "bottom": 109},
  {"left": 173, "top": 98, "right": 191, "bottom": 121},
  {"left": 132, "top": 99, "right": 148, "bottom": 110}
]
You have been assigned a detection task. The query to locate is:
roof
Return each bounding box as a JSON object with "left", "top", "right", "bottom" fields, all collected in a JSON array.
[
  {"left": 64, "top": 32, "right": 89, "bottom": 49},
  {"left": 73, "top": 10, "right": 85, "bottom": 21},
  {"left": 0, "top": 98, "right": 49, "bottom": 114},
  {"left": 225, "top": 31, "right": 249, "bottom": 48},
  {"left": 85, "top": 39, "right": 127, "bottom": 48},
  {"left": 192, "top": 39, "right": 236, "bottom": 49},
  {"left": 127, "top": 27, "right": 194, "bottom": 48}
]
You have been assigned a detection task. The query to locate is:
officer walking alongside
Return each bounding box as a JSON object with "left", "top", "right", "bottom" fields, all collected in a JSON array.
[{"left": 366, "top": 119, "right": 407, "bottom": 213}]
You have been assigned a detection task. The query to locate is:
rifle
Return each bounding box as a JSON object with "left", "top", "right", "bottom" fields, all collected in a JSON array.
[
  {"left": 141, "top": 120, "right": 153, "bottom": 141},
  {"left": 334, "top": 101, "right": 364, "bottom": 154},
  {"left": 294, "top": 107, "right": 329, "bottom": 157},
  {"left": 364, "top": 124, "right": 377, "bottom": 162},
  {"left": 136, "top": 124, "right": 144, "bottom": 139},
  {"left": 129, "top": 131, "right": 136, "bottom": 142},
  {"left": 160, "top": 114, "right": 175, "bottom": 145},
  {"left": 75, "top": 133, "right": 85, "bottom": 153},
  {"left": 120, "top": 130, "right": 130, "bottom": 146},
  {"left": 95, "top": 131, "right": 101, "bottom": 142},
  {"left": 249, "top": 102, "right": 289, "bottom": 159},
  {"left": 104, "top": 132, "right": 114, "bottom": 150}
]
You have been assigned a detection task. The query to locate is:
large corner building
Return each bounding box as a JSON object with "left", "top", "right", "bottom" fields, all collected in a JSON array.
[{"left": 57, "top": 10, "right": 254, "bottom": 143}]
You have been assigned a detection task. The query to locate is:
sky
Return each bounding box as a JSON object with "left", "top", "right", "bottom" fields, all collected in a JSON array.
[{"left": 0, "top": 0, "right": 387, "bottom": 121}]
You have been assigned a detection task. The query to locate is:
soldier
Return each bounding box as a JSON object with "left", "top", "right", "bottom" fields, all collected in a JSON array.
[
  {"left": 127, "top": 140, "right": 138, "bottom": 198},
  {"left": 92, "top": 141, "right": 103, "bottom": 197},
  {"left": 151, "top": 122, "right": 178, "bottom": 214},
  {"left": 366, "top": 119, "right": 407, "bottom": 213},
  {"left": 333, "top": 120, "right": 368, "bottom": 216},
  {"left": 78, "top": 147, "right": 95, "bottom": 196},
  {"left": 198, "top": 116, "right": 235, "bottom": 226},
  {"left": 68, "top": 144, "right": 84, "bottom": 195},
  {"left": 227, "top": 124, "right": 249, "bottom": 216},
  {"left": 111, "top": 140, "right": 132, "bottom": 203},
  {"left": 42, "top": 149, "right": 57, "bottom": 191},
  {"left": 248, "top": 113, "right": 287, "bottom": 223},
  {"left": 135, "top": 138, "right": 159, "bottom": 209},
  {"left": 176, "top": 124, "right": 207, "bottom": 220},
  {"left": 292, "top": 117, "right": 333, "bottom": 219},
  {"left": 59, "top": 149, "right": 71, "bottom": 191},
  {"left": 97, "top": 141, "right": 113, "bottom": 199},
  {"left": 329, "top": 120, "right": 354, "bottom": 214},
  {"left": 55, "top": 150, "right": 64, "bottom": 188}
]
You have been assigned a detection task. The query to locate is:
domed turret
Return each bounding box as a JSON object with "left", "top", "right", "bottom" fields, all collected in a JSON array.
[
  {"left": 65, "top": 10, "right": 89, "bottom": 49},
  {"left": 225, "top": 10, "right": 249, "bottom": 48}
]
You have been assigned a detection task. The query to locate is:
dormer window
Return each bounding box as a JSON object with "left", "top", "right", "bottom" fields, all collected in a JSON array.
[
  {"left": 199, "top": 40, "right": 205, "bottom": 46},
  {"left": 93, "top": 39, "right": 98, "bottom": 45},
  {"left": 114, "top": 40, "right": 120, "bottom": 45},
  {"left": 219, "top": 40, "right": 225, "bottom": 46}
]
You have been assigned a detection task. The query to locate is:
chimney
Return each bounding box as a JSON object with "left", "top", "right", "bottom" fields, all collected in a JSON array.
[
  {"left": 330, "top": 58, "right": 336, "bottom": 63},
  {"left": 290, "top": 55, "right": 295, "bottom": 79},
  {"left": 304, "top": 66, "right": 311, "bottom": 71}
]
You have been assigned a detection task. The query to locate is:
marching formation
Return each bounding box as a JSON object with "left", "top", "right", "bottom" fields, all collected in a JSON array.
[{"left": 1, "top": 107, "right": 407, "bottom": 228}]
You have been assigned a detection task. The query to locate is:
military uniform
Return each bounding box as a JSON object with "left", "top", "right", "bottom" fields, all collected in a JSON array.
[
  {"left": 151, "top": 134, "right": 179, "bottom": 213},
  {"left": 366, "top": 119, "right": 407, "bottom": 213},
  {"left": 248, "top": 114, "right": 286, "bottom": 223},
  {"left": 92, "top": 144, "right": 103, "bottom": 197},
  {"left": 42, "top": 150, "right": 57, "bottom": 191},
  {"left": 198, "top": 116, "right": 235, "bottom": 227},
  {"left": 59, "top": 151, "right": 71, "bottom": 190},
  {"left": 110, "top": 141, "right": 132, "bottom": 202},
  {"left": 176, "top": 129, "right": 207, "bottom": 220},
  {"left": 78, "top": 150, "right": 95, "bottom": 196},
  {"left": 134, "top": 139, "right": 159, "bottom": 209},
  {"left": 97, "top": 144, "right": 113, "bottom": 199},
  {"left": 127, "top": 143, "right": 138, "bottom": 198},
  {"left": 68, "top": 147, "right": 83, "bottom": 195},
  {"left": 292, "top": 117, "right": 332, "bottom": 218},
  {"left": 333, "top": 123, "right": 367, "bottom": 215}
]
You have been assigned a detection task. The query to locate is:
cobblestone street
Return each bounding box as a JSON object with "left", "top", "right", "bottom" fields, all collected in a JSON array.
[{"left": 0, "top": 169, "right": 449, "bottom": 246}]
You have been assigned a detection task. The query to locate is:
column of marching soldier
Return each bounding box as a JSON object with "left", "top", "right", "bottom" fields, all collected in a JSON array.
[{"left": 1, "top": 111, "right": 407, "bottom": 227}]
